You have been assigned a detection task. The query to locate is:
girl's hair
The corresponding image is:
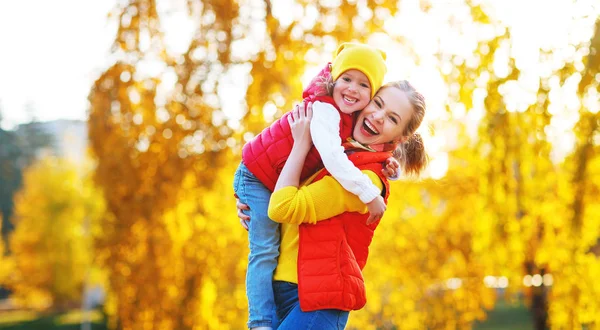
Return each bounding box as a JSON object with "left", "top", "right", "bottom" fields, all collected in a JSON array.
[
  {"left": 316, "top": 71, "right": 335, "bottom": 97},
  {"left": 385, "top": 80, "right": 428, "bottom": 176}
]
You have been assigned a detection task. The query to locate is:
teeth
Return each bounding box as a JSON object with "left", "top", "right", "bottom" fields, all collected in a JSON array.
[
  {"left": 343, "top": 96, "right": 357, "bottom": 104},
  {"left": 364, "top": 119, "right": 379, "bottom": 135}
]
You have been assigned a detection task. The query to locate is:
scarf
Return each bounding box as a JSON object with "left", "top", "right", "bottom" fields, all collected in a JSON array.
[{"left": 342, "top": 137, "right": 398, "bottom": 154}]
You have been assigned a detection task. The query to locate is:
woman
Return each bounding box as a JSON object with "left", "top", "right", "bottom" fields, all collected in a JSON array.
[{"left": 238, "top": 81, "right": 427, "bottom": 329}]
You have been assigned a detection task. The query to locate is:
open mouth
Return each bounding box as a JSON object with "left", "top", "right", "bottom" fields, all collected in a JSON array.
[
  {"left": 342, "top": 95, "right": 357, "bottom": 104},
  {"left": 362, "top": 118, "right": 380, "bottom": 135}
]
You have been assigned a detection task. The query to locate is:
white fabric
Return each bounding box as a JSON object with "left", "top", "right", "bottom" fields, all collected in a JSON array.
[{"left": 310, "top": 101, "right": 380, "bottom": 203}]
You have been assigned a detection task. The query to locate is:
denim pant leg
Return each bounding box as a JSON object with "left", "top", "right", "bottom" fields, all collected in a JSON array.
[
  {"left": 273, "top": 281, "right": 350, "bottom": 330},
  {"left": 234, "top": 163, "right": 280, "bottom": 328}
]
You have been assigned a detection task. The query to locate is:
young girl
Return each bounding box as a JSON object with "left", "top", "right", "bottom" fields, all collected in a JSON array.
[{"left": 233, "top": 42, "right": 392, "bottom": 330}]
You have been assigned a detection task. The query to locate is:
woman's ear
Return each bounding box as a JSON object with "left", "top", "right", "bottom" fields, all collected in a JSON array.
[{"left": 395, "top": 135, "right": 410, "bottom": 144}]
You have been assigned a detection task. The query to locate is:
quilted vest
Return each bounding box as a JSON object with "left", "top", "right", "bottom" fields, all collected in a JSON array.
[
  {"left": 297, "top": 151, "right": 391, "bottom": 312},
  {"left": 241, "top": 63, "right": 354, "bottom": 191}
]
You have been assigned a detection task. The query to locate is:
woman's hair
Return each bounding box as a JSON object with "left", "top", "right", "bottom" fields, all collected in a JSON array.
[{"left": 385, "top": 80, "right": 428, "bottom": 176}]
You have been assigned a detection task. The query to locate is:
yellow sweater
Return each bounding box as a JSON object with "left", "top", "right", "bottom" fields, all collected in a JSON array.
[{"left": 268, "top": 169, "right": 383, "bottom": 284}]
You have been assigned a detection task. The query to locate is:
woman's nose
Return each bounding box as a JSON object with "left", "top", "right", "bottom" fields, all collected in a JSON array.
[{"left": 372, "top": 110, "right": 385, "bottom": 122}]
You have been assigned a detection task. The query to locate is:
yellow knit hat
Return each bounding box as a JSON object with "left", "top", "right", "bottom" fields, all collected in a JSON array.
[{"left": 331, "top": 42, "right": 387, "bottom": 98}]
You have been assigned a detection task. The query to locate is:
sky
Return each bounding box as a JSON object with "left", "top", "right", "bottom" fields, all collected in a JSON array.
[{"left": 0, "top": 0, "right": 116, "bottom": 130}]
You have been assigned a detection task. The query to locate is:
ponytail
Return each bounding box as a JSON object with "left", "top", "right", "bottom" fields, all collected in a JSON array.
[{"left": 393, "top": 133, "right": 428, "bottom": 176}]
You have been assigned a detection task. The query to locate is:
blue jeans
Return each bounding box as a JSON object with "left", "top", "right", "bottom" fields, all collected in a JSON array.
[
  {"left": 233, "top": 163, "right": 280, "bottom": 329},
  {"left": 273, "top": 281, "right": 349, "bottom": 329}
]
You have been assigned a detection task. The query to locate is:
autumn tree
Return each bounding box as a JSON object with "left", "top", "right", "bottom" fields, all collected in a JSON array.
[
  {"left": 352, "top": 2, "right": 600, "bottom": 329},
  {"left": 428, "top": 2, "right": 600, "bottom": 329},
  {"left": 0, "top": 214, "right": 13, "bottom": 288},
  {"left": 0, "top": 115, "right": 53, "bottom": 237},
  {"left": 8, "top": 157, "right": 103, "bottom": 311},
  {"left": 545, "top": 19, "right": 600, "bottom": 329}
]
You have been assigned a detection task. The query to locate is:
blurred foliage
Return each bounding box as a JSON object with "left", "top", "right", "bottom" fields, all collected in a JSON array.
[
  {"left": 0, "top": 117, "right": 53, "bottom": 237},
  {"left": 6, "top": 157, "right": 104, "bottom": 311},
  {"left": 0, "top": 0, "right": 596, "bottom": 330},
  {"left": 0, "top": 214, "right": 12, "bottom": 286}
]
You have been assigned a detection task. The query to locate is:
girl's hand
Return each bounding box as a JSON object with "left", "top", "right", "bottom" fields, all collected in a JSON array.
[
  {"left": 366, "top": 195, "right": 386, "bottom": 225},
  {"left": 288, "top": 101, "right": 314, "bottom": 152},
  {"left": 382, "top": 157, "right": 400, "bottom": 179}
]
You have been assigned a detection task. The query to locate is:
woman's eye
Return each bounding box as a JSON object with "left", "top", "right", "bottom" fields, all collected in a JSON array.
[
  {"left": 389, "top": 116, "right": 398, "bottom": 124},
  {"left": 374, "top": 100, "right": 381, "bottom": 108}
]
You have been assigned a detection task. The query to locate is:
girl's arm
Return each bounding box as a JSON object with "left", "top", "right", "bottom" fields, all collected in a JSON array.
[
  {"left": 269, "top": 102, "right": 384, "bottom": 225},
  {"left": 273, "top": 102, "right": 313, "bottom": 191},
  {"left": 310, "top": 101, "right": 386, "bottom": 223}
]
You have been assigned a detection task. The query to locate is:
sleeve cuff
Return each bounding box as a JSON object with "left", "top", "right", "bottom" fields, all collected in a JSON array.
[{"left": 358, "top": 185, "right": 381, "bottom": 204}]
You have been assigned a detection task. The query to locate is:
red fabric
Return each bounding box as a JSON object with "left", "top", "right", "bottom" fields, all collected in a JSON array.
[
  {"left": 297, "top": 151, "right": 391, "bottom": 312},
  {"left": 242, "top": 63, "right": 354, "bottom": 191}
]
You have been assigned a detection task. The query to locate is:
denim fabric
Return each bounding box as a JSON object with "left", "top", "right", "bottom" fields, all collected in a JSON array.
[
  {"left": 273, "top": 281, "right": 350, "bottom": 330},
  {"left": 233, "top": 163, "right": 281, "bottom": 329}
]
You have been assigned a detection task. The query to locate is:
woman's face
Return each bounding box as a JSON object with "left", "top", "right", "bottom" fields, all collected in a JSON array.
[{"left": 353, "top": 86, "right": 413, "bottom": 146}]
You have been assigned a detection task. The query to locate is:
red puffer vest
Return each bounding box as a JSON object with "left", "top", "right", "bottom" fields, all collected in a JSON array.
[
  {"left": 242, "top": 63, "right": 354, "bottom": 191},
  {"left": 297, "top": 151, "right": 391, "bottom": 312}
]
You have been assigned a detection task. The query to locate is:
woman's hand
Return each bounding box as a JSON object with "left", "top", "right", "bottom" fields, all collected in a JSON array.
[
  {"left": 235, "top": 195, "right": 250, "bottom": 231},
  {"left": 288, "top": 101, "right": 314, "bottom": 153}
]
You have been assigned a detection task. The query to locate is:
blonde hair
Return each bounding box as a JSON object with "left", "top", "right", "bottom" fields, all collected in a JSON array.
[
  {"left": 315, "top": 72, "right": 335, "bottom": 97},
  {"left": 384, "top": 80, "right": 428, "bottom": 176}
]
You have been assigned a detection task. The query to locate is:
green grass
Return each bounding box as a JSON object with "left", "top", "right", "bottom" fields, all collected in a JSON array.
[
  {"left": 0, "top": 310, "right": 106, "bottom": 330},
  {"left": 474, "top": 300, "right": 533, "bottom": 330}
]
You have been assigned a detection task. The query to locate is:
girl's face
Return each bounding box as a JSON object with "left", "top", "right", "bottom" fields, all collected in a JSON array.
[
  {"left": 333, "top": 69, "right": 372, "bottom": 114},
  {"left": 353, "top": 86, "right": 413, "bottom": 146}
]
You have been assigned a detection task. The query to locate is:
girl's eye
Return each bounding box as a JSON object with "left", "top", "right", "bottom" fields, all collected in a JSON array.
[
  {"left": 343, "top": 77, "right": 351, "bottom": 82},
  {"left": 360, "top": 83, "right": 369, "bottom": 88}
]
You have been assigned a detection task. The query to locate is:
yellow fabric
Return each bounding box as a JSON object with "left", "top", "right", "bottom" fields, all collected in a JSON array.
[
  {"left": 330, "top": 42, "right": 387, "bottom": 98},
  {"left": 269, "top": 169, "right": 383, "bottom": 284}
]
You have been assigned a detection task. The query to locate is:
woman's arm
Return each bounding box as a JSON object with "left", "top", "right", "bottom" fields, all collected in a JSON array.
[{"left": 268, "top": 171, "right": 383, "bottom": 225}]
